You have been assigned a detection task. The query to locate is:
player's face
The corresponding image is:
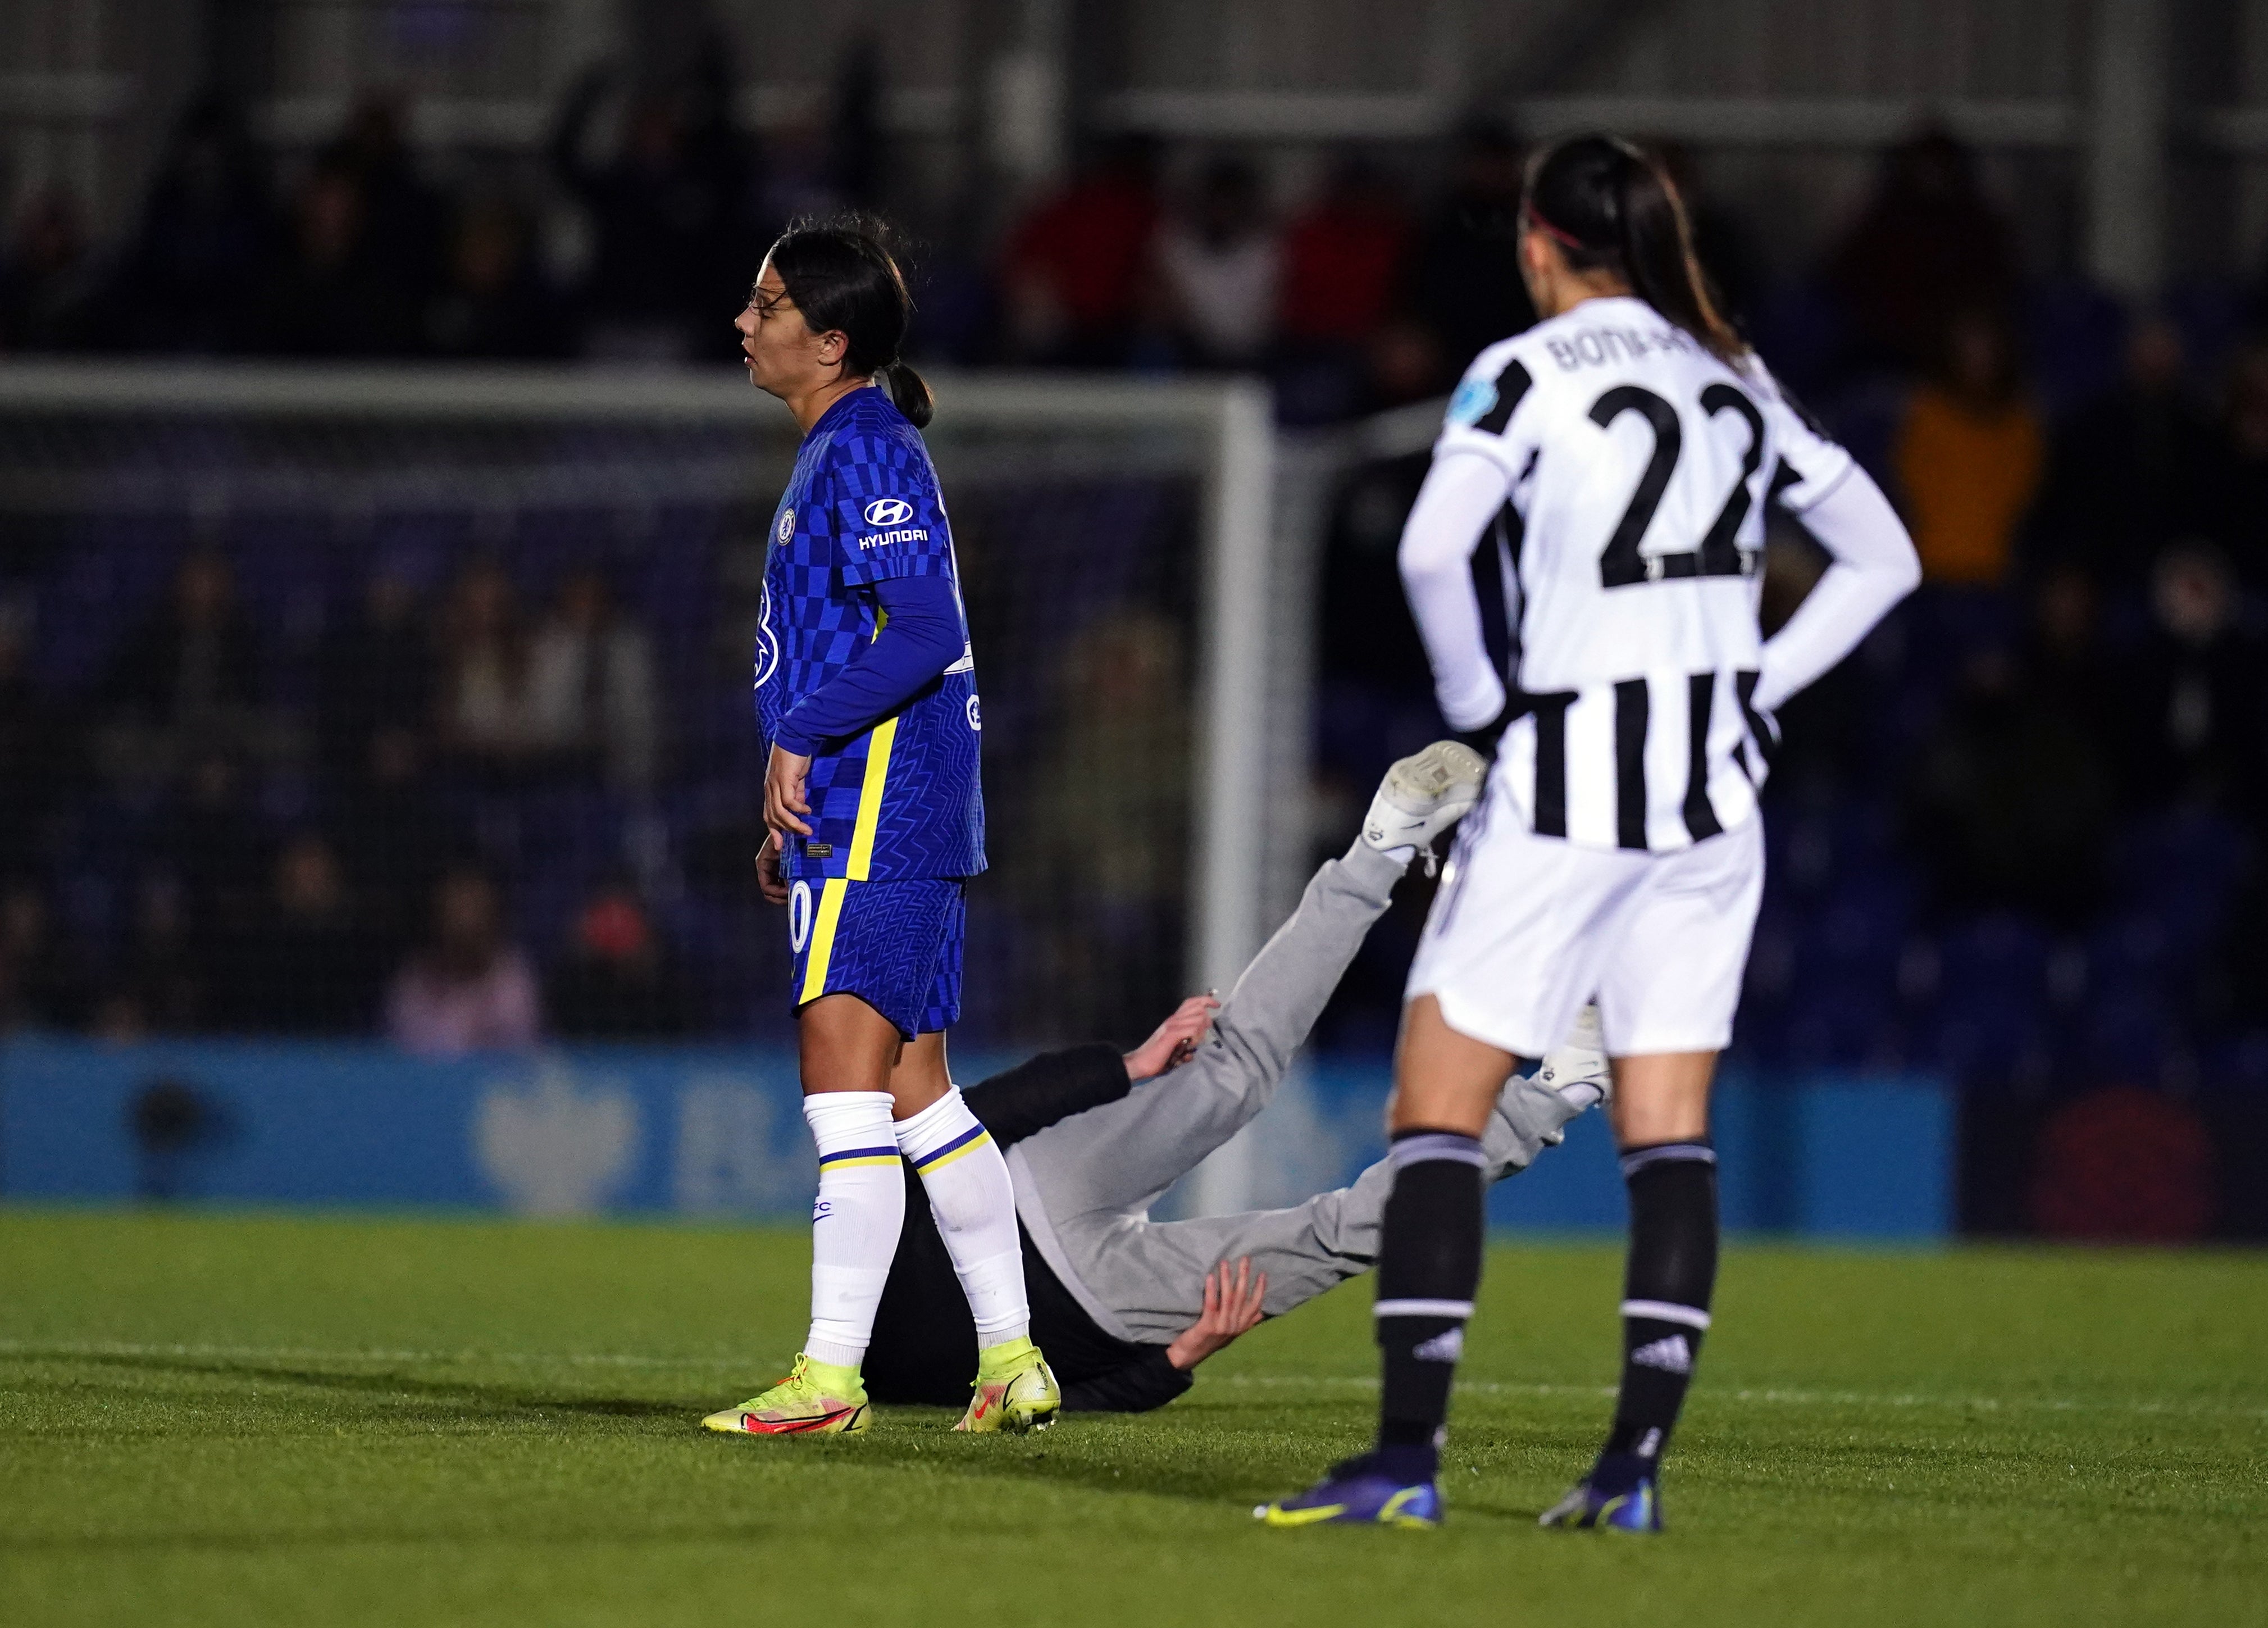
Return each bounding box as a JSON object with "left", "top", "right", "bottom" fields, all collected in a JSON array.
[{"left": 736, "top": 261, "right": 844, "bottom": 401}]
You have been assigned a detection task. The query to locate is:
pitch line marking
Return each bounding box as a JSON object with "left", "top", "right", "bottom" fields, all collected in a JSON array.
[
  {"left": 0, "top": 1339, "right": 751, "bottom": 1370},
  {"left": 1212, "top": 1374, "right": 2268, "bottom": 1422},
  {"left": 3, "top": 1343, "right": 2262, "bottom": 1423}
]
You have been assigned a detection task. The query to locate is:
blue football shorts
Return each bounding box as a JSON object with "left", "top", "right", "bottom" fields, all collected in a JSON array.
[{"left": 786, "top": 875, "right": 966, "bottom": 1040}]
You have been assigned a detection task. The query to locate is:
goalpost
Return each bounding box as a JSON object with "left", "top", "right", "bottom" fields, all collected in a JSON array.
[{"left": 0, "top": 362, "right": 1304, "bottom": 1180}]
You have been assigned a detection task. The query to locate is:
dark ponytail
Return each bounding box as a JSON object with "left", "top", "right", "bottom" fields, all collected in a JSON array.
[
  {"left": 1522, "top": 135, "right": 1746, "bottom": 368},
  {"left": 763, "top": 215, "right": 935, "bottom": 427}
]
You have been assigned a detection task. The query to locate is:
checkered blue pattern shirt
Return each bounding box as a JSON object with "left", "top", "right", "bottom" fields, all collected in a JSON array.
[{"left": 754, "top": 388, "right": 985, "bottom": 881}]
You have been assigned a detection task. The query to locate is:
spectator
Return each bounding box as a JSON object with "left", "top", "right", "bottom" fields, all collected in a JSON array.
[
  {"left": 999, "top": 136, "right": 1163, "bottom": 366},
  {"left": 526, "top": 566, "right": 661, "bottom": 786},
  {"left": 2027, "top": 315, "right": 2210, "bottom": 591},
  {"left": 1279, "top": 158, "right": 1410, "bottom": 349},
  {"left": 423, "top": 198, "right": 573, "bottom": 360},
  {"left": 101, "top": 548, "right": 262, "bottom": 739},
  {"left": 1363, "top": 315, "right": 1447, "bottom": 409},
  {"left": 331, "top": 725, "right": 471, "bottom": 957},
  {"left": 101, "top": 96, "right": 276, "bottom": 353},
  {"left": 1033, "top": 611, "right": 1189, "bottom": 1042},
  {"left": 1154, "top": 157, "right": 1280, "bottom": 369},
  {"left": 827, "top": 33, "right": 886, "bottom": 209},
  {"left": 158, "top": 752, "right": 270, "bottom": 944},
  {"left": 0, "top": 190, "right": 95, "bottom": 351},
  {"left": 262, "top": 161, "right": 418, "bottom": 357},
  {"left": 546, "top": 882, "right": 690, "bottom": 1037},
  {"left": 1405, "top": 120, "right": 1534, "bottom": 380},
  {"left": 2123, "top": 543, "right": 2266, "bottom": 813},
  {"left": 1276, "top": 158, "right": 1414, "bottom": 421},
  {"left": 218, "top": 834, "right": 384, "bottom": 1033},
  {"left": 2196, "top": 340, "right": 2268, "bottom": 589},
  {"left": 2027, "top": 565, "right": 2120, "bottom": 736},
  {"left": 0, "top": 879, "right": 94, "bottom": 1031},
  {"left": 1893, "top": 310, "right": 2043, "bottom": 588},
  {"left": 98, "top": 551, "right": 271, "bottom": 793},
  {"left": 549, "top": 62, "right": 759, "bottom": 360},
  {"left": 1318, "top": 453, "right": 1433, "bottom": 713},
  {"left": 0, "top": 608, "right": 66, "bottom": 865},
  {"left": 1905, "top": 638, "right": 2113, "bottom": 931},
  {"left": 1827, "top": 126, "right": 2016, "bottom": 372},
  {"left": 386, "top": 868, "right": 540, "bottom": 1056},
  {"left": 317, "top": 567, "right": 434, "bottom": 785},
  {"left": 436, "top": 558, "right": 539, "bottom": 776},
  {"left": 318, "top": 94, "right": 448, "bottom": 321},
  {"left": 101, "top": 875, "right": 211, "bottom": 1036}
]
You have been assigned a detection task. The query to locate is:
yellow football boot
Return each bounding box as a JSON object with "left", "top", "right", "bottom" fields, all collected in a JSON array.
[
  {"left": 954, "top": 1336, "right": 1060, "bottom": 1434},
  {"left": 701, "top": 1354, "right": 871, "bottom": 1436}
]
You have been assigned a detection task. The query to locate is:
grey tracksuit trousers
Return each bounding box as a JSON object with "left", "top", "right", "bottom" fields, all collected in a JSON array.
[{"left": 1009, "top": 840, "right": 1584, "bottom": 1346}]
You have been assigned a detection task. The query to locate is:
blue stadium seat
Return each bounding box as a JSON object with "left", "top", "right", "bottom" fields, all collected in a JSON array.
[
  {"left": 1907, "top": 913, "right": 2055, "bottom": 1080},
  {"left": 2111, "top": 807, "right": 2247, "bottom": 943}
]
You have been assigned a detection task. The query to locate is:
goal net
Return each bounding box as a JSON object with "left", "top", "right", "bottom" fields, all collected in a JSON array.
[{"left": 0, "top": 362, "right": 1295, "bottom": 1062}]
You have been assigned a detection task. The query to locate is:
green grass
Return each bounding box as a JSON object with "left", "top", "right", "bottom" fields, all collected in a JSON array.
[{"left": 2, "top": 1211, "right": 2262, "bottom": 1627}]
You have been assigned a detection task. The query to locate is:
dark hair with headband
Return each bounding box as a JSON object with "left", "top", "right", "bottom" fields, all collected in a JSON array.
[
  {"left": 1522, "top": 135, "right": 1746, "bottom": 368},
  {"left": 763, "top": 216, "right": 934, "bottom": 428}
]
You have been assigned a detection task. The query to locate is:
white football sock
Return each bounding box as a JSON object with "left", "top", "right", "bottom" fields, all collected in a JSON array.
[
  {"left": 801, "top": 1090, "right": 905, "bottom": 1370},
  {"left": 894, "top": 1089, "right": 1031, "bottom": 1347}
]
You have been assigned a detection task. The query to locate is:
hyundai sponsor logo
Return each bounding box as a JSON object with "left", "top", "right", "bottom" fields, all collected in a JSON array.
[
  {"left": 857, "top": 527, "right": 929, "bottom": 549},
  {"left": 862, "top": 497, "right": 914, "bottom": 527}
]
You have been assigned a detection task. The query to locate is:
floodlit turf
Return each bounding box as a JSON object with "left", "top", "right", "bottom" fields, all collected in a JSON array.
[{"left": 1, "top": 1211, "right": 2262, "bottom": 1627}]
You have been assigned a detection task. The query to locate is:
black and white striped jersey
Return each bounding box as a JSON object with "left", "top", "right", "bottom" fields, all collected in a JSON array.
[{"left": 1403, "top": 294, "right": 1864, "bottom": 854}]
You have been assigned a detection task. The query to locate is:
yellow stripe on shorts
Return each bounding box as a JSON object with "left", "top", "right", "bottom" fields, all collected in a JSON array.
[
  {"left": 847, "top": 715, "right": 899, "bottom": 881},
  {"left": 798, "top": 878, "right": 849, "bottom": 1004}
]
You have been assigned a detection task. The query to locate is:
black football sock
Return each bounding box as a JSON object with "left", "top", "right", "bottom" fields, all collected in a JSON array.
[
  {"left": 1594, "top": 1140, "right": 1718, "bottom": 1491},
  {"left": 1371, "top": 1130, "right": 1486, "bottom": 1484}
]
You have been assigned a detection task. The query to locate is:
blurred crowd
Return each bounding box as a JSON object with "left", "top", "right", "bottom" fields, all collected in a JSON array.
[
  {"left": 0, "top": 549, "right": 689, "bottom": 1056},
  {"left": 15, "top": 70, "right": 2268, "bottom": 1126},
  {"left": 0, "top": 442, "right": 1201, "bottom": 1060},
  {"left": 0, "top": 72, "right": 766, "bottom": 367},
  {"left": 1314, "top": 125, "right": 2268, "bottom": 1159},
  {"left": 0, "top": 74, "right": 1565, "bottom": 417}
]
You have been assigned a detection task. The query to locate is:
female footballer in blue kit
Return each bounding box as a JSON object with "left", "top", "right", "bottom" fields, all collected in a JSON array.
[{"left": 702, "top": 219, "right": 1059, "bottom": 1436}]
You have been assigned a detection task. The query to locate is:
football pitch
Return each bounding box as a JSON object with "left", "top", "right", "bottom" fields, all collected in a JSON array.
[{"left": 2, "top": 1211, "right": 2262, "bottom": 1627}]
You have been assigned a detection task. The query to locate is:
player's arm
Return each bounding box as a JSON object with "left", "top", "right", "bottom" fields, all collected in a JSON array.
[
  {"left": 959, "top": 1044, "right": 1132, "bottom": 1147},
  {"left": 959, "top": 995, "right": 1218, "bottom": 1147},
  {"left": 768, "top": 575, "right": 963, "bottom": 759},
  {"left": 1750, "top": 377, "right": 1921, "bottom": 714},
  {"left": 1062, "top": 1259, "right": 1268, "bottom": 1413},
  {"left": 1398, "top": 352, "right": 1539, "bottom": 747},
  {"left": 1399, "top": 454, "right": 1515, "bottom": 736},
  {"left": 763, "top": 469, "right": 965, "bottom": 838},
  {"left": 1059, "top": 1350, "right": 1194, "bottom": 1413}
]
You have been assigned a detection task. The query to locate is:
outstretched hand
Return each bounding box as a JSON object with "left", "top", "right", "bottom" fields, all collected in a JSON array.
[
  {"left": 1124, "top": 993, "right": 1222, "bottom": 1080},
  {"left": 1165, "top": 1258, "right": 1268, "bottom": 1371}
]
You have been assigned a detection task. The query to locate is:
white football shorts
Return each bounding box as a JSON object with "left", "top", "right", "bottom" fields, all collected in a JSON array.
[{"left": 1406, "top": 782, "right": 1765, "bottom": 1059}]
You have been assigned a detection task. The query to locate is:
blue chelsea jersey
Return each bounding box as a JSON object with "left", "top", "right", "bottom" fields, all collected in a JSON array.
[{"left": 754, "top": 388, "right": 986, "bottom": 881}]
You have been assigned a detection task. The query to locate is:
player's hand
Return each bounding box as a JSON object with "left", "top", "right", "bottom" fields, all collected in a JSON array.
[
  {"left": 1164, "top": 1257, "right": 1267, "bottom": 1371},
  {"left": 1124, "top": 993, "right": 1220, "bottom": 1080},
  {"left": 764, "top": 744, "right": 814, "bottom": 839},
  {"left": 754, "top": 831, "right": 790, "bottom": 904}
]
